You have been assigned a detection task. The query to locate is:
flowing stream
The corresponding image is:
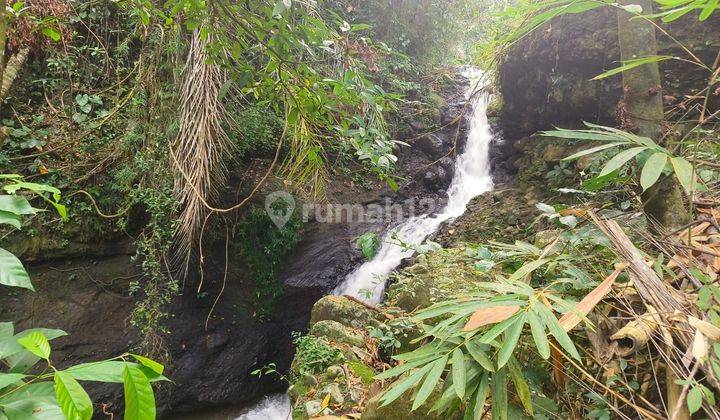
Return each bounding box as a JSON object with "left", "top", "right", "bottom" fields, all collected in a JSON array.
[
  {"left": 334, "top": 68, "right": 494, "bottom": 304},
  {"left": 184, "top": 68, "right": 495, "bottom": 420}
]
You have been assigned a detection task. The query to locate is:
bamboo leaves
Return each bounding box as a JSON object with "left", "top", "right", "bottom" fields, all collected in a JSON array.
[
  {"left": 412, "top": 355, "right": 448, "bottom": 411},
  {"left": 451, "top": 348, "right": 466, "bottom": 399},
  {"left": 542, "top": 123, "right": 696, "bottom": 193}
]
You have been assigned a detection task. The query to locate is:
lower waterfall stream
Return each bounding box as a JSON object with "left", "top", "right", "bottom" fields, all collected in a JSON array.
[
  {"left": 177, "top": 68, "right": 496, "bottom": 420},
  {"left": 334, "top": 67, "right": 494, "bottom": 304}
]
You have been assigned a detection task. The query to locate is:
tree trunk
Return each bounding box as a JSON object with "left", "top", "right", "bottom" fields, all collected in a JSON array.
[{"left": 617, "top": 0, "right": 689, "bottom": 230}]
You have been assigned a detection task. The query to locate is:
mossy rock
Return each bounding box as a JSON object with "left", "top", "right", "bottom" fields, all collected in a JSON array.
[
  {"left": 310, "top": 295, "right": 381, "bottom": 329},
  {"left": 310, "top": 320, "right": 365, "bottom": 347},
  {"left": 387, "top": 249, "right": 485, "bottom": 312}
]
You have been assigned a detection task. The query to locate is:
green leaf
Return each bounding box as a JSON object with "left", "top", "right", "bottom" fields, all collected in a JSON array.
[
  {"left": 599, "top": 146, "right": 647, "bottom": 176},
  {"left": 412, "top": 355, "right": 447, "bottom": 411},
  {"left": 123, "top": 364, "right": 156, "bottom": 420},
  {"left": 479, "top": 314, "right": 521, "bottom": 344},
  {"left": 535, "top": 305, "right": 581, "bottom": 360},
  {"left": 508, "top": 358, "right": 533, "bottom": 416},
  {"left": 3, "top": 182, "right": 60, "bottom": 196},
  {"left": 0, "top": 322, "right": 13, "bottom": 339},
  {"left": 491, "top": 368, "right": 508, "bottom": 420},
  {"left": 63, "top": 361, "right": 168, "bottom": 383},
  {"left": 0, "top": 373, "right": 26, "bottom": 390},
  {"left": 592, "top": 56, "right": 673, "bottom": 80},
  {"left": 527, "top": 311, "right": 550, "bottom": 359},
  {"left": 510, "top": 258, "right": 550, "bottom": 282},
  {"left": 451, "top": 348, "right": 466, "bottom": 399},
  {"left": 497, "top": 313, "right": 526, "bottom": 369},
  {"left": 41, "top": 26, "right": 61, "bottom": 42},
  {"left": 0, "top": 248, "right": 33, "bottom": 291},
  {"left": 670, "top": 156, "right": 694, "bottom": 192},
  {"left": 700, "top": 0, "right": 718, "bottom": 19},
  {"left": 562, "top": 142, "right": 627, "bottom": 161},
  {"left": 687, "top": 385, "right": 703, "bottom": 414},
  {"left": 464, "top": 341, "right": 495, "bottom": 372},
  {"left": 272, "top": 1, "right": 286, "bottom": 16},
  {"left": 129, "top": 354, "right": 164, "bottom": 375},
  {"left": 54, "top": 371, "right": 93, "bottom": 420},
  {"left": 16, "top": 331, "right": 50, "bottom": 360},
  {"left": 640, "top": 152, "right": 668, "bottom": 191},
  {"left": 473, "top": 372, "right": 489, "bottom": 419},
  {"left": 380, "top": 364, "right": 433, "bottom": 407},
  {"left": 0, "top": 211, "right": 21, "bottom": 229},
  {"left": 375, "top": 355, "right": 438, "bottom": 380},
  {"left": 0, "top": 196, "right": 38, "bottom": 216}
]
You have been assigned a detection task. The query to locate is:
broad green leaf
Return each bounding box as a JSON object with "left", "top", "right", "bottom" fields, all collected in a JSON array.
[
  {"left": 687, "top": 385, "right": 703, "bottom": 414},
  {"left": 0, "top": 211, "right": 21, "bottom": 229},
  {"left": 54, "top": 371, "right": 93, "bottom": 420},
  {"left": 491, "top": 368, "right": 508, "bottom": 420},
  {"left": 123, "top": 364, "right": 156, "bottom": 420},
  {"left": 130, "top": 354, "right": 164, "bottom": 375},
  {"left": 16, "top": 331, "right": 50, "bottom": 361},
  {"left": 670, "top": 156, "right": 694, "bottom": 192},
  {"left": 380, "top": 364, "right": 433, "bottom": 407},
  {"left": 562, "top": 142, "right": 627, "bottom": 161},
  {"left": 451, "top": 348, "right": 466, "bottom": 399},
  {"left": 412, "top": 355, "right": 447, "bottom": 411},
  {"left": 527, "top": 312, "right": 550, "bottom": 359},
  {"left": 0, "top": 247, "right": 34, "bottom": 291},
  {"left": 3, "top": 182, "right": 60, "bottom": 196},
  {"left": 0, "top": 373, "right": 26, "bottom": 390},
  {"left": 64, "top": 361, "right": 167, "bottom": 383},
  {"left": 592, "top": 56, "right": 673, "bottom": 80},
  {"left": 464, "top": 341, "right": 495, "bottom": 372},
  {"left": 0, "top": 322, "right": 13, "bottom": 338},
  {"left": 497, "top": 313, "right": 526, "bottom": 369},
  {"left": 0, "top": 196, "right": 38, "bottom": 216},
  {"left": 508, "top": 358, "right": 533, "bottom": 416},
  {"left": 599, "top": 146, "right": 647, "bottom": 176},
  {"left": 640, "top": 152, "right": 668, "bottom": 191}
]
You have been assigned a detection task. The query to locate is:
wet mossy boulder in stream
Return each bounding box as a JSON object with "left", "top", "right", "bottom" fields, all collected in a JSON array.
[
  {"left": 310, "top": 295, "right": 383, "bottom": 328},
  {"left": 309, "top": 320, "right": 365, "bottom": 347},
  {"left": 386, "top": 250, "right": 486, "bottom": 312}
]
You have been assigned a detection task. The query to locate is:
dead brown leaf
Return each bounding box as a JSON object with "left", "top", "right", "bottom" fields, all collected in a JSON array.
[
  {"left": 559, "top": 265, "right": 626, "bottom": 332},
  {"left": 462, "top": 305, "right": 520, "bottom": 331}
]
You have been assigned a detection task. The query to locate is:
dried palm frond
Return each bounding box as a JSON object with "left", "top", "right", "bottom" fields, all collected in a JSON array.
[{"left": 171, "top": 29, "right": 231, "bottom": 273}]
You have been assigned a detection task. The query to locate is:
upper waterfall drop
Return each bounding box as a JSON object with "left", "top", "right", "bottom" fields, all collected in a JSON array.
[{"left": 334, "top": 68, "right": 495, "bottom": 304}]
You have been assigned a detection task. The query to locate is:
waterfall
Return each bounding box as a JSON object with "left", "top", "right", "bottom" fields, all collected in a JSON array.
[
  {"left": 333, "top": 68, "right": 494, "bottom": 304},
  {"left": 236, "top": 68, "right": 494, "bottom": 420}
]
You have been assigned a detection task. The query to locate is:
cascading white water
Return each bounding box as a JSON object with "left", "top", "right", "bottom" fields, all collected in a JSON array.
[
  {"left": 235, "top": 394, "right": 291, "bottom": 420},
  {"left": 235, "top": 68, "right": 494, "bottom": 420},
  {"left": 333, "top": 68, "right": 494, "bottom": 304}
]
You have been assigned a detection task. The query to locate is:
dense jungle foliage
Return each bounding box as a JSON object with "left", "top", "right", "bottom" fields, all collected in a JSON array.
[{"left": 1, "top": 0, "right": 719, "bottom": 419}]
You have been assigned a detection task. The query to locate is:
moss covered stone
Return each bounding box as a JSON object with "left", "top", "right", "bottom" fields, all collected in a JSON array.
[
  {"left": 310, "top": 320, "right": 365, "bottom": 347},
  {"left": 310, "top": 295, "right": 381, "bottom": 329}
]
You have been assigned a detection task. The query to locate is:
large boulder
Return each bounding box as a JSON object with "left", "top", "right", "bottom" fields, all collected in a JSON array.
[
  {"left": 498, "top": 8, "right": 720, "bottom": 141},
  {"left": 310, "top": 295, "right": 382, "bottom": 329}
]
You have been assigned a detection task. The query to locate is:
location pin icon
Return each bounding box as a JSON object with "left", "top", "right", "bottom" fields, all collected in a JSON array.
[{"left": 265, "top": 191, "right": 295, "bottom": 229}]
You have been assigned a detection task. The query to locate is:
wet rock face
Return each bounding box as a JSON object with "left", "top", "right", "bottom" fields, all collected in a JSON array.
[{"left": 498, "top": 8, "right": 720, "bottom": 141}]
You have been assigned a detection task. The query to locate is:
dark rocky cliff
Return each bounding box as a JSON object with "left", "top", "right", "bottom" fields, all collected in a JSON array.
[{"left": 498, "top": 8, "right": 720, "bottom": 141}]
